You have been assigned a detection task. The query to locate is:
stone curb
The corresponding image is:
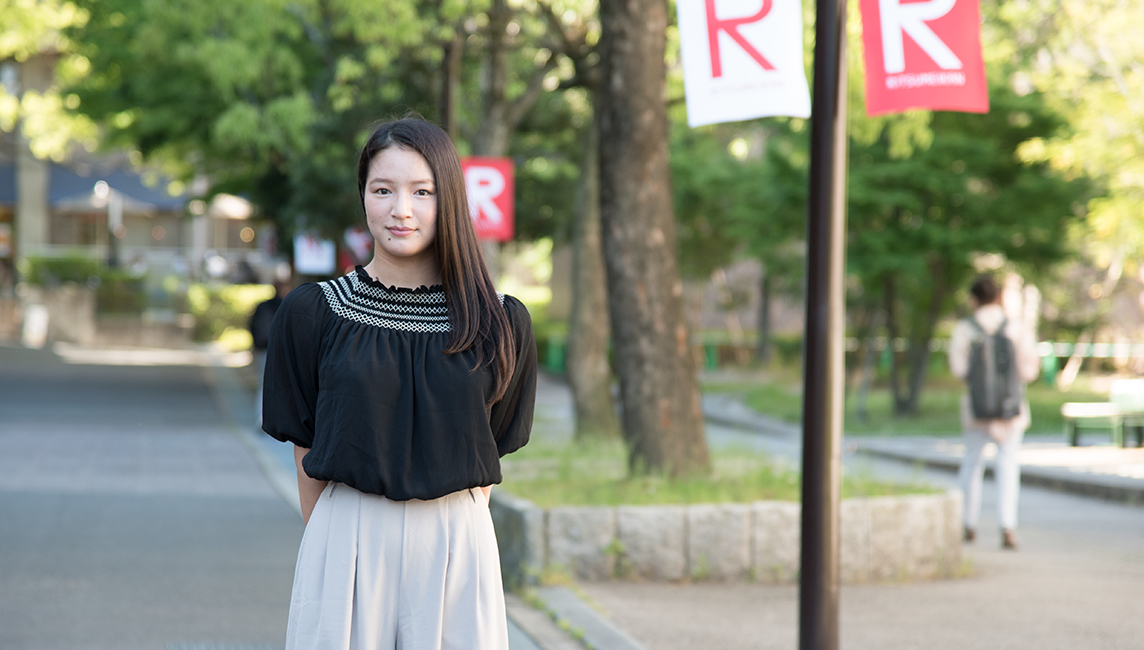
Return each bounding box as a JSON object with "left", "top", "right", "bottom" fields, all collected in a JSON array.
[
  {"left": 491, "top": 491, "right": 963, "bottom": 586},
  {"left": 701, "top": 394, "right": 800, "bottom": 437},
  {"left": 532, "top": 586, "right": 650, "bottom": 650},
  {"left": 856, "top": 440, "right": 1144, "bottom": 504}
]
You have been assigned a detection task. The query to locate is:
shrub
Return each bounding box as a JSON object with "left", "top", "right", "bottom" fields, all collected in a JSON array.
[
  {"left": 186, "top": 283, "right": 275, "bottom": 343},
  {"left": 19, "top": 255, "right": 146, "bottom": 314},
  {"left": 19, "top": 255, "right": 102, "bottom": 286}
]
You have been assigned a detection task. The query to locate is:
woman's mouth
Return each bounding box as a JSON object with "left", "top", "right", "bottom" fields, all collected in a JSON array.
[{"left": 387, "top": 227, "right": 415, "bottom": 237}]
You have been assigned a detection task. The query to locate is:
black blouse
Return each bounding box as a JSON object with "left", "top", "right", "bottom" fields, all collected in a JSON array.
[{"left": 261, "top": 266, "right": 537, "bottom": 501}]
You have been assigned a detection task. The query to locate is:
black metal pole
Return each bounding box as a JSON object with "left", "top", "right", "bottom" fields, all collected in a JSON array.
[{"left": 799, "top": 0, "right": 849, "bottom": 647}]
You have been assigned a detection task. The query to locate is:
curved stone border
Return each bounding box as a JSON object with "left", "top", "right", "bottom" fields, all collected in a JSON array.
[{"left": 491, "top": 490, "right": 962, "bottom": 585}]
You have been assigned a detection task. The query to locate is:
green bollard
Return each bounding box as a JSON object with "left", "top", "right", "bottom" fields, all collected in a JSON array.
[
  {"left": 705, "top": 343, "right": 719, "bottom": 370},
  {"left": 546, "top": 336, "right": 566, "bottom": 373},
  {"left": 1041, "top": 353, "right": 1058, "bottom": 386}
]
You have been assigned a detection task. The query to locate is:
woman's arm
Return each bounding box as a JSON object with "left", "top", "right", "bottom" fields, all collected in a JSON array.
[
  {"left": 294, "top": 445, "right": 328, "bottom": 525},
  {"left": 481, "top": 485, "right": 492, "bottom": 505}
]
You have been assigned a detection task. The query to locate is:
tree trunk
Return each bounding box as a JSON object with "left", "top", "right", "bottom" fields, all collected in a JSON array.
[
  {"left": 597, "top": 0, "right": 710, "bottom": 477},
  {"left": 474, "top": 0, "right": 513, "bottom": 158},
  {"left": 884, "top": 274, "right": 909, "bottom": 414},
  {"left": 851, "top": 301, "right": 880, "bottom": 422},
  {"left": 900, "top": 266, "right": 947, "bottom": 414},
  {"left": 756, "top": 267, "right": 772, "bottom": 364},
  {"left": 567, "top": 107, "right": 620, "bottom": 441},
  {"left": 439, "top": 30, "right": 463, "bottom": 140}
]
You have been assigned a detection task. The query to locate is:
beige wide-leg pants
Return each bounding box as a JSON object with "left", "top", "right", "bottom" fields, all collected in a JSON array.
[{"left": 285, "top": 483, "right": 508, "bottom": 650}]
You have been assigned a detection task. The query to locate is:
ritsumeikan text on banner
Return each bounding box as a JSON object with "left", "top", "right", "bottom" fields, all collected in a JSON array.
[
  {"left": 859, "top": 0, "right": 989, "bottom": 115},
  {"left": 678, "top": 0, "right": 811, "bottom": 128}
]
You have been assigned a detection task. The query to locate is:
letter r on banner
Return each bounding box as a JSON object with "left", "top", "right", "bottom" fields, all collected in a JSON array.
[
  {"left": 467, "top": 167, "right": 505, "bottom": 224},
  {"left": 879, "top": 0, "right": 961, "bottom": 74},
  {"left": 461, "top": 157, "right": 515, "bottom": 242},
  {"left": 859, "top": 0, "right": 988, "bottom": 115},
  {"left": 707, "top": 0, "right": 775, "bottom": 77}
]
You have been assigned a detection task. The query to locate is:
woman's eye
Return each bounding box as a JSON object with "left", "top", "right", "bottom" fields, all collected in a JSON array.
[{"left": 375, "top": 188, "right": 390, "bottom": 195}]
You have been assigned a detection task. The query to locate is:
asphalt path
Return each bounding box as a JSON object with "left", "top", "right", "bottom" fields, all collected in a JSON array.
[
  {"left": 0, "top": 344, "right": 302, "bottom": 650},
  {"left": 0, "top": 343, "right": 546, "bottom": 650}
]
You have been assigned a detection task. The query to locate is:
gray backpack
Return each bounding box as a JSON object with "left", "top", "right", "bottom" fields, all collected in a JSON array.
[{"left": 966, "top": 317, "right": 1023, "bottom": 420}]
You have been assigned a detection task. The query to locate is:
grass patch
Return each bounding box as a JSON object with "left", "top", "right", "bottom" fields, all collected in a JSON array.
[
  {"left": 703, "top": 375, "right": 1108, "bottom": 436},
  {"left": 500, "top": 439, "right": 936, "bottom": 508}
]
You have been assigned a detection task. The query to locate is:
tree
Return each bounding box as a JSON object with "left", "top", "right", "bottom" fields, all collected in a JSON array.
[
  {"left": 565, "top": 104, "right": 620, "bottom": 440},
  {"left": 0, "top": 0, "right": 98, "bottom": 159},
  {"left": 597, "top": 0, "right": 708, "bottom": 476},
  {"left": 844, "top": 81, "right": 1090, "bottom": 414},
  {"left": 532, "top": 2, "right": 620, "bottom": 441},
  {"left": 66, "top": 0, "right": 455, "bottom": 245},
  {"left": 1, "top": 0, "right": 99, "bottom": 265},
  {"left": 669, "top": 121, "right": 809, "bottom": 363}
]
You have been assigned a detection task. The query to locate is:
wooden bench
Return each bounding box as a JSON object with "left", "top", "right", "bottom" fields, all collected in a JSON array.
[{"left": 1061, "top": 379, "right": 1144, "bottom": 447}]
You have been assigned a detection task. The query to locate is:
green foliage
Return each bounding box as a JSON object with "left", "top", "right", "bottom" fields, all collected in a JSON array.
[
  {"left": 848, "top": 82, "right": 1088, "bottom": 294},
  {"left": 66, "top": 0, "right": 447, "bottom": 241},
  {"left": 18, "top": 255, "right": 148, "bottom": 313},
  {"left": 511, "top": 89, "right": 585, "bottom": 243},
  {"left": 1001, "top": 0, "right": 1144, "bottom": 267},
  {"left": 0, "top": 0, "right": 99, "bottom": 159},
  {"left": 669, "top": 120, "right": 807, "bottom": 285},
  {"left": 96, "top": 268, "right": 145, "bottom": 313},
  {"left": 64, "top": 0, "right": 575, "bottom": 247},
  {"left": 186, "top": 283, "right": 275, "bottom": 342},
  {"left": 19, "top": 254, "right": 101, "bottom": 286}
]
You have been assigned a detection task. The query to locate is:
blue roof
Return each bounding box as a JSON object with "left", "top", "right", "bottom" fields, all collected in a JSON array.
[{"left": 0, "top": 162, "right": 187, "bottom": 210}]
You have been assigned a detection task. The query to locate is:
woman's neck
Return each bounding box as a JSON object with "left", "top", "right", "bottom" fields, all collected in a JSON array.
[{"left": 363, "top": 252, "right": 442, "bottom": 289}]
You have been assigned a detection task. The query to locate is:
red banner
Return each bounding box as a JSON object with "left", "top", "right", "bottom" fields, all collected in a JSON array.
[
  {"left": 859, "top": 0, "right": 988, "bottom": 115},
  {"left": 461, "top": 157, "right": 515, "bottom": 242}
]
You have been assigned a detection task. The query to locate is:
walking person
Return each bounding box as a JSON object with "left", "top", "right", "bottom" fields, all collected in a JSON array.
[
  {"left": 249, "top": 274, "right": 290, "bottom": 428},
  {"left": 261, "top": 117, "right": 537, "bottom": 649},
  {"left": 949, "top": 275, "right": 1039, "bottom": 550}
]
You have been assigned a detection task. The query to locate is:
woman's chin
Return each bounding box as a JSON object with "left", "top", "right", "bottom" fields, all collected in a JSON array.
[{"left": 376, "top": 245, "right": 433, "bottom": 262}]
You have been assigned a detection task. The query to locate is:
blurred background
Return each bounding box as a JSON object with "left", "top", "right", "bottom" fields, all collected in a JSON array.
[
  {"left": 2, "top": 0, "right": 1143, "bottom": 411},
  {"left": 3, "top": 1, "right": 1144, "bottom": 648}
]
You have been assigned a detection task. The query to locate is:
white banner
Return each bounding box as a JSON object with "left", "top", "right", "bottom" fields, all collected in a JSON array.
[
  {"left": 678, "top": 0, "right": 811, "bottom": 126},
  {"left": 294, "top": 233, "right": 336, "bottom": 275}
]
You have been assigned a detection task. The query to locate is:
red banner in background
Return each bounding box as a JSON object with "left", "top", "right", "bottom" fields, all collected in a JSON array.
[
  {"left": 461, "top": 157, "right": 515, "bottom": 242},
  {"left": 859, "top": 0, "right": 988, "bottom": 115}
]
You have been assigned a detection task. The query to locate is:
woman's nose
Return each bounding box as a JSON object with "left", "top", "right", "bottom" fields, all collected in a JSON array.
[{"left": 391, "top": 190, "right": 413, "bottom": 218}]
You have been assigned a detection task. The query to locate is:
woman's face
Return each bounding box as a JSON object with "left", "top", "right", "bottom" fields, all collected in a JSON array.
[{"left": 363, "top": 146, "right": 438, "bottom": 264}]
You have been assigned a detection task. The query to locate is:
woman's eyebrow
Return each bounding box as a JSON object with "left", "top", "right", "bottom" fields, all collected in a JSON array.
[{"left": 368, "top": 175, "right": 435, "bottom": 185}]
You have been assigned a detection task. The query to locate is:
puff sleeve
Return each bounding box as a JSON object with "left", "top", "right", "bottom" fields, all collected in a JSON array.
[
  {"left": 490, "top": 295, "right": 537, "bottom": 457},
  {"left": 261, "top": 283, "right": 324, "bottom": 448}
]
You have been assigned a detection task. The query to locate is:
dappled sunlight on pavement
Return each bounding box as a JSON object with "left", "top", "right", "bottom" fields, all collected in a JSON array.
[{"left": 51, "top": 341, "right": 251, "bottom": 367}]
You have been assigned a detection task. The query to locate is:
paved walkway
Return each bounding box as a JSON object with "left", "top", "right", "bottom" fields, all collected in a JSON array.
[
  {"left": 0, "top": 344, "right": 300, "bottom": 650},
  {"left": 0, "top": 343, "right": 562, "bottom": 650}
]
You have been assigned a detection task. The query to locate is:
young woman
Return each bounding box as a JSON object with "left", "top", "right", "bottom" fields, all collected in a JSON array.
[{"left": 261, "top": 117, "right": 536, "bottom": 650}]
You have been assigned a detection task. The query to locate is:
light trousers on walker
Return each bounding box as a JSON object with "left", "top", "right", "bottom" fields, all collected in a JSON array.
[
  {"left": 958, "top": 428, "right": 1022, "bottom": 531},
  {"left": 285, "top": 482, "right": 508, "bottom": 650}
]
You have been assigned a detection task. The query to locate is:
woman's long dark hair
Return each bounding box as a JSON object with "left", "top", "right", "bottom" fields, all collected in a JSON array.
[{"left": 357, "top": 117, "right": 517, "bottom": 403}]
